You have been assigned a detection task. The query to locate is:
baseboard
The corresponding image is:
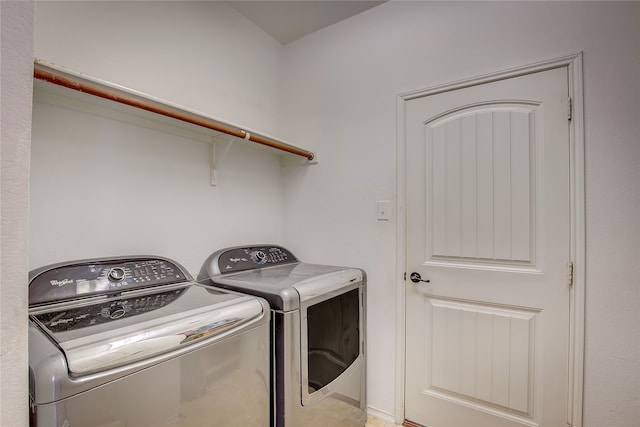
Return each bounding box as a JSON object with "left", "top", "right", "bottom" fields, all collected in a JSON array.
[{"left": 367, "top": 406, "right": 397, "bottom": 424}]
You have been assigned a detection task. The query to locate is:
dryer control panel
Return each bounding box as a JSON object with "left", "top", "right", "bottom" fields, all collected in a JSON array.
[
  {"left": 217, "top": 246, "right": 298, "bottom": 274},
  {"left": 29, "top": 257, "right": 189, "bottom": 307}
]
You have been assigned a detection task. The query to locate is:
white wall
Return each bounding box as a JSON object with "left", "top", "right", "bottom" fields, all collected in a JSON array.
[
  {"left": 280, "top": 2, "right": 640, "bottom": 425},
  {"left": 34, "top": 1, "right": 284, "bottom": 136},
  {"left": 0, "top": 1, "right": 34, "bottom": 426},
  {"left": 29, "top": 100, "right": 285, "bottom": 274},
  {"left": 32, "top": 1, "right": 287, "bottom": 274}
]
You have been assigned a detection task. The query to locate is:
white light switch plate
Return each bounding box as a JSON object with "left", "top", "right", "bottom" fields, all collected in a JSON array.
[{"left": 377, "top": 201, "right": 391, "bottom": 221}]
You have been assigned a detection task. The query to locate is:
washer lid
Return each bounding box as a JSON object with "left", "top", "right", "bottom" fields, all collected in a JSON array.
[
  {"left": 30, "top": 284, "right": 266, "bottom": 376},
  {"left": 210, "top": 263, "right": 363, "bottom": 311}
]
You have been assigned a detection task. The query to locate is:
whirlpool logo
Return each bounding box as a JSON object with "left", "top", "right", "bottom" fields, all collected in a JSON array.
[{"left": 50, "top": 279, "right": 74, "bottom": 287}]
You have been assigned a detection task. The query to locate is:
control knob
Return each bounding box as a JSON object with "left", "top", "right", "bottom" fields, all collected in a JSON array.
[
  {"left": 107, "top": 267, "right": 126, "bottom": 282},
  {"left": 251, "top": 251, "right": 267, "bottom": 265},
  {"left": 109, "top": 307, "right": 127, "bottom": 319},
  {"left": 101, "top": 302, "right": 129, "bottom": 319}
]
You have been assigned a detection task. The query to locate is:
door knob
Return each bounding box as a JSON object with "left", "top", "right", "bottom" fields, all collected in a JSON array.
[{"left": 409, "top": 272, "right": 430, "bottom": 283}]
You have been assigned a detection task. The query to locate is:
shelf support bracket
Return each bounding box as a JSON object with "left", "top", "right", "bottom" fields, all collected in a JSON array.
[{"left": 210, "top": 135, "right": 235, "bottom": 186}]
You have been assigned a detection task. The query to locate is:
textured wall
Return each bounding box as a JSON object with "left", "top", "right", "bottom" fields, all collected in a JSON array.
[{"left": 1, "top": 1, "right": 34, "bottom": 426}]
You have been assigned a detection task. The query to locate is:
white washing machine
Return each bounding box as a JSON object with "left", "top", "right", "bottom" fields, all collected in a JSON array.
[
  {"left": 198, "top": 245, "right": 367, "bottom": 427},
  {"left": 29, "top": 256, "right": 270, "bottom": 427}
]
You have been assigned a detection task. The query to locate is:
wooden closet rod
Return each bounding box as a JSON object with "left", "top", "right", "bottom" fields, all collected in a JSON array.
[{"left": 34, "top": 66, "right": 315, "bottom": 161}]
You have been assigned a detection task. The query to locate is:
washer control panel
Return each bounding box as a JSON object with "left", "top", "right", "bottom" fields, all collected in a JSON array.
[
  {"left": 33, "top": 286, "right": 186, "bottom": 332},
  {"left": 29, "top": 257, "right": 188, "bottom": 306},
  {"left": 218, "top": 246, "right": 298, "bottom": 274}
]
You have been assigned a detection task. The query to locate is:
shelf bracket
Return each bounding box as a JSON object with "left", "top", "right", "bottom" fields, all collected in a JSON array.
[{"left": 210, "top": 135, "right": 235, "bottom": 186}]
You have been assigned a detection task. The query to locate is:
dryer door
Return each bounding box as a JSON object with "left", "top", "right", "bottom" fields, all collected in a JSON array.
[{"left": 300, "top": 280, "right": 365, "bottom": 407}]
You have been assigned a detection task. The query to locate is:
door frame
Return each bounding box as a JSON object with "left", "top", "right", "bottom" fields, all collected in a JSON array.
[{"left": 395, "top": 53, "right": 585, "bottom": 426}]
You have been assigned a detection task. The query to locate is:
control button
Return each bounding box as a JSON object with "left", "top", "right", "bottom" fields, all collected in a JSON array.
[{"left": 107, "top": 267, "right": 126, "bottom": 282}]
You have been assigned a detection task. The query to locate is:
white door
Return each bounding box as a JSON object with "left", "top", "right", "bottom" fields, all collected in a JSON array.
[{"left": 404, "top": 67, "right": 571, "bottom": 427}]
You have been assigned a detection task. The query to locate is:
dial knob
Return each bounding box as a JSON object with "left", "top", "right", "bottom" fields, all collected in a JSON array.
[
  {"left": 251, "top": 251, "right": 267, "bottom": 265},
  {"left": 109, "top": 307, "right": 127, "bottom": 319},
  {"left": 107, "top": 267, "right": 126, "bottom": 282}
]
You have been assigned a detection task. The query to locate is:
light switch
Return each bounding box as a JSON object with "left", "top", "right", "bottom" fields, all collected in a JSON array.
[{"left": 377, "top": 201, "right": 391, "bottom": 221}]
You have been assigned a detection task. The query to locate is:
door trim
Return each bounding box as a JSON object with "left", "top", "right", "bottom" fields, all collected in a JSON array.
[{"left": 395, "top": 53, "right": 585, "bottom": 426}]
